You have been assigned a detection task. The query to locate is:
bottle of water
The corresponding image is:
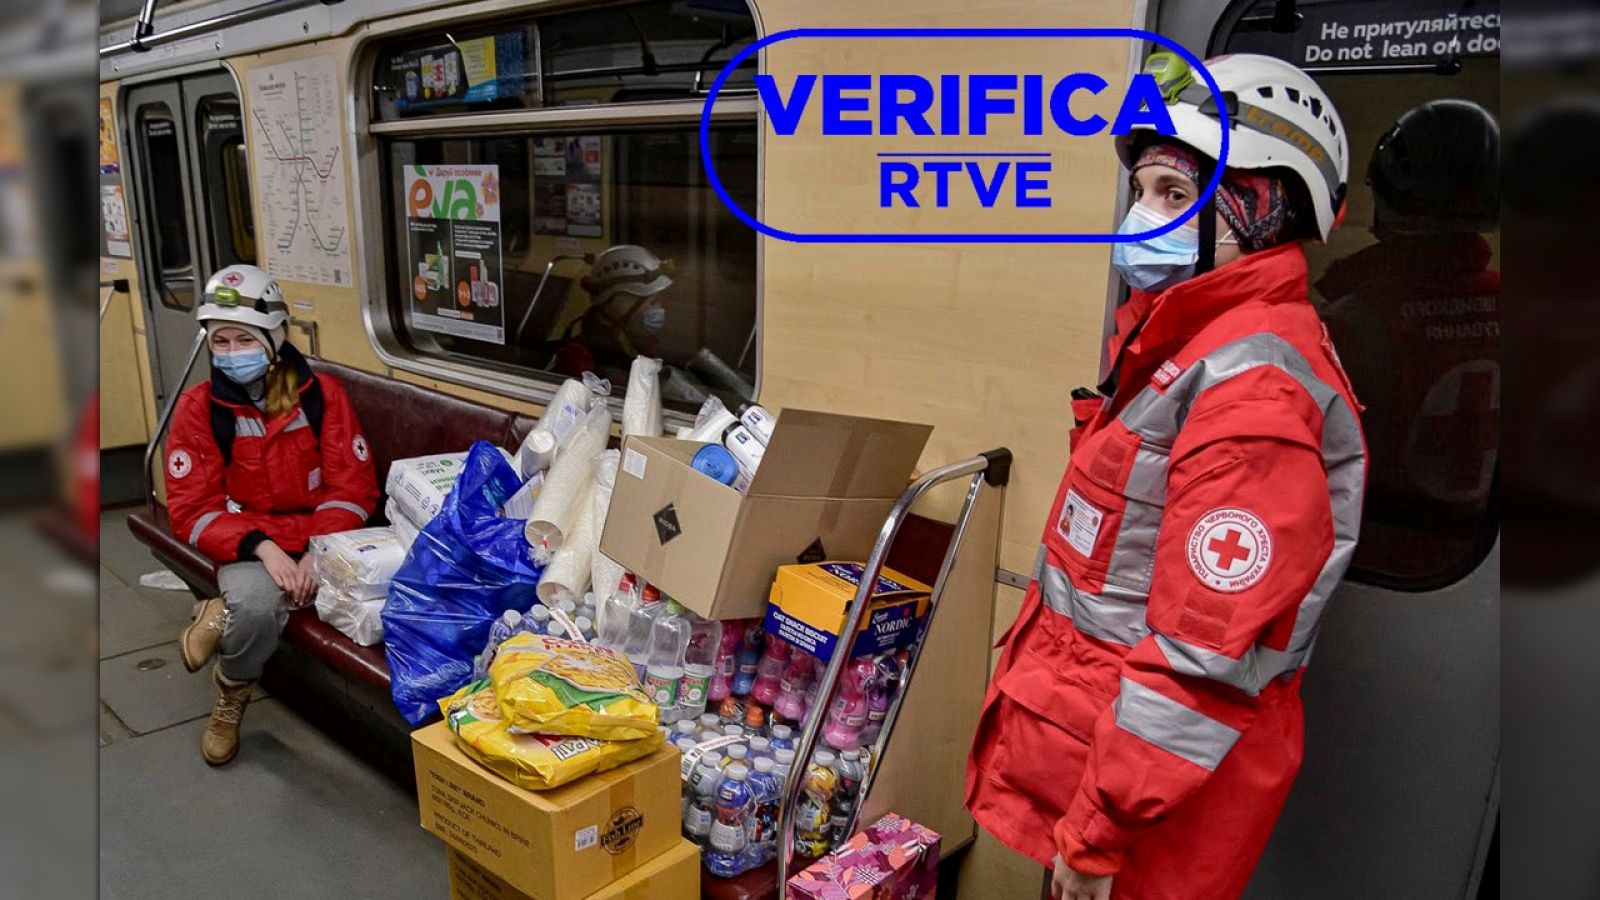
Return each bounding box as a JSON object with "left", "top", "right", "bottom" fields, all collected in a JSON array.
[
  {"left": 829, "top": 748, "right": 866, "bottom": 842},
  {"left": 683, "top": 756, "right": 722, "bottom": 846},
  {"left": 743, "top": 756, "right": 782, "bottom": 867},
  {"left": 644, "top": 600, "right": 690, "bottom": 724},
  {"left": 473, "top": 609, "right": 524, "bottom": 678},
  {"left": 573, "top": 615, "right": 595, "bottom": 642},
  {"left": 705, "top": 763, "right": 755, "bottom": 877},
  {"left": 724, "top": 743, "right": 750, "bottom": 770},
  {"left": 621, "top": 584, "right": 665, "bottom": 682},
  {"left": 747, "top": 736, "right": 772, "bottom": 761},
  {"left": 678, "top": 610, "right": 721, "bottom": 720},
  {"left": 597, "top": 607, "right": 630, "bottom": 653},
  {"left": 768, "top": 724, "right": 796, "bottom": 753},
  {"left": 772, "top": 747, "right": 797, "bottom": 786},
  {"left": 521, "top": 605, "right": 552, "bottom": 637}
]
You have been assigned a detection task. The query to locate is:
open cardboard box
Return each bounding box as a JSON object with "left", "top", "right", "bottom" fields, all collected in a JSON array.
[{"left": 599, "top": 409, "right": 931, "bottom": 620}]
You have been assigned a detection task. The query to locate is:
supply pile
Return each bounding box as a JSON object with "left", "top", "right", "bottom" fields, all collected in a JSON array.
[{"left": 309, "top": 526, "right": 407, "bottom": 646}]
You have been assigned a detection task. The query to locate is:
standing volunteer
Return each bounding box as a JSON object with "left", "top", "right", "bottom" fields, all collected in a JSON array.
[
  {"left": 965, "top": 53, "right": 1368, "bottom": 900},
  {"left": 167, "top": 265, "right": 379, "bottom": 766}
]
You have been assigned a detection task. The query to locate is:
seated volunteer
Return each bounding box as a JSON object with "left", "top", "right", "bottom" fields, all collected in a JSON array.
[
  {"left": 966, "top": 54, "right": 1368, "bottom": 900},
  {"left": 167, "top": 265, "right": 379, "bottom": 766}
]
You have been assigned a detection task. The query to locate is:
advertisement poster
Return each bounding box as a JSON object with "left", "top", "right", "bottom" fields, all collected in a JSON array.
[
  {"left": 101, "top": 185, "right": 131, "bottom": 258},
  {"left": 390, "top": 30, "right": 526, "bottom": 114},
  {"left": 532, "top": 136, "right": 604, "bottom": 237},
  {"left": 404, "top": 164, "right": 505, "bottom": 345}
]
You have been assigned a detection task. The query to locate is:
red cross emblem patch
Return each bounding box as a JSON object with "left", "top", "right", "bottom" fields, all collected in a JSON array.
[
  {"left": 167, "top": 449, "right": 193, "bottom": 480},
  {"left": 1186, "top": 507, "right": 1272, "bottom": 592},
  {"left": 222, "top": 271, "right": 244, "bottom": 286}
]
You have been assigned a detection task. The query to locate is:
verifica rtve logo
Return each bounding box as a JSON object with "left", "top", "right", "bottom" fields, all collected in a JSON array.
[{"left": 699, "top": 28, "right": 1231, "bottom": 243}]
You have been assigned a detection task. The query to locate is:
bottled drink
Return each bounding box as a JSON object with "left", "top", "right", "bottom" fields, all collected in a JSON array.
[
  {"left": 679, "top": 610, "right": 721, "bottom": 720},
  {"left": 683, "top": 756, "right": 721, "bottom": 846},
  {"left": 573, "top": 615, "right": 595, "bottom": 642},
  {"left": 768, "top": 724, "right": 795, "bottom": 753},
  {"left": 473, "top": 609, "right": 524, "bottom": 678},
  {"left": 743, "top": 698, "right": 767, "bottom": 733},
  {"left": 773, "top": 651, "right": 815, "bottom": 721},
  {"left": 742, "top": 756, "right": 782, "bottom": 867},
  {"left": 705, "top": 764, "right": 755, "bottom": 877},
  {"left": 721, "top": 723, "right": 746, "bottom": 740},
  {"left": 822, "top": 656, "right": 877, "bottom": 750},
  {"left": 772, "top": 747, "right": 797, "bottom": 786},
  {"left": 557, "top": 598, "right": 579, "bottom": 619},
  {"left": 751, "top": 634, "right": 791, "bottom": 705},
  {"left": 747, "top": 736, "right": 772, "bottom": 760},
  {"left": 596, "top": 605, "right": 629, "bottom": 652},
  {"left": 669, "top": 719, "right": 699, "bottom": 743},
  {"left": 724, "top": 744, "right": 750, "bottom": 769},
  {"left": 732, "top": 623, "right": 764, "bottom": 697},
  {"left": 709, "top": 622, "right": 744, "bottom": 702},
  {"left": 792, "top": 750, "right": 839, "bottom": 858},
  {"left": 829, "top": 748, "right": 866, "bottom": 841},
  {"left": 521, "top": 605, "right": 552, "bottom": 637},
  {"left": 861, "top": 652, "right": 903, "bottom": 746},
  {"left": 622, "top": 585, "right": 666, "bottom": 683},
  {"left": 717, "top": 693, "right": 747, "bottom": 727},
  {"left": 644, "top": 601, "right": 690, "bottom": 724},
  {"left": 698, "top": 713, "right": 721, "bottom": 734}
]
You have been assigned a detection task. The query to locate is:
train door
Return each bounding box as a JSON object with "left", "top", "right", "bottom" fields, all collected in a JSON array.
[
  {"left": 122, "top": 71, "right": 254, "bottom": 407},
  {"left": 1144, "top": 2, "right": 1500, "bottom": 897}
]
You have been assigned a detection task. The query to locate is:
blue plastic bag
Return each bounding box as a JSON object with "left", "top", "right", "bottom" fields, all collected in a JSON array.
[{"left": 382, "top": 441, "right": 543, "bottom": 725}]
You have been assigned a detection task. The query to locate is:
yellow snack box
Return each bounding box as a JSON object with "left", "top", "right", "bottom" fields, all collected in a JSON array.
[
  {"left": 439, "top": 680, "right": 665, "bottom": 791},
  {"left": 487, "top": 632, "right": 659, "bottom": 740}
]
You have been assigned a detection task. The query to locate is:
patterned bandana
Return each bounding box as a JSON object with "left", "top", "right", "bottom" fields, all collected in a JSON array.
[{"left": 1132, "top": 140, "right": 1298, "bottom": 252}]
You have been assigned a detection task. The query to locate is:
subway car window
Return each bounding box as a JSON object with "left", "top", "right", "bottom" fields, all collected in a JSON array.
[
  {"left": 1214, "top": 2, "right": 1500, "bottom": 589},
  {"left": 369, "top": 0, "right": 759, "bottom": 411},
  {"left": 196, "top": 96, "right": 257, "bottom": 267},
  {"left": 135, "top": 106, "right": 194, "bottom": 309}
]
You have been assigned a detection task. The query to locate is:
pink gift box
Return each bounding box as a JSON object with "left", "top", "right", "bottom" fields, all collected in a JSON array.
[{"left": 787, "top": 813, "right": 941, "bottom": 900}]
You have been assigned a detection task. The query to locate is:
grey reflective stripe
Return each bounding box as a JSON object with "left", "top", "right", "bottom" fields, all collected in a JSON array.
[
  {"left": 1032, "top": 543, "right": 1048, "bottom": 582},
  {"left": 1105, "top": 442, "right": 1168, "bottom": 593},
  {"left": 1154, "top": 633, "right": 1295, "bottom": 697},
  {"left": 315, "top": 500, "right": 368, "bottom": 519},
  {"left": 283, "top": 409, "right": 310, "bottom": 432},
  {"left": 234, "top": 417, "right": 266, "bottom": 438},
  {"left": 1038, "top": 561, "right": 1149, "bottom": 647},
  {"left": 1114, "top": 677, "right": 1241, "bottom": 771},
  {"left": 188, "top": 510, "right": 223, "bottom": 547},
  {"left": 1177, "top": 84, "right": 1342, "bottom": 201}
]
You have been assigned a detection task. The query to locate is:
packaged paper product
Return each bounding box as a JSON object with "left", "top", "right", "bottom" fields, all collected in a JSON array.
[
  {"left": 537, "top": 482, "right": 596, "bottom": 607},
  {"left": 388, "top": 449, "right": 512, "bottom": 525},
  {"left": 684, "top": 395, "right": 738, "bottom": 443},
  {"left": 527, "top": 403, "right": 611, "bottom": 550},
  {"left": 440, "top": 679, "right": 664, "bottom": 791},
  {"left": 589, "top": 451, "right": 626, "bottom": 614},
  {"left": 621, "top": 356, "right": 663, "bottom": 438},
  {"left": 515, "top": 375, "right": 608, "bottom": 477},
  {"left": 487, "top": 632, "right": 657, "bottom": 740},
  {"left": 786, "top": 813, "right": 941, "bottom": 900},
  {"left": 310, "top": 527, "right": 407, "bottom": 602},
  {"left": 314, "top": 589, "right": 386, "bottom": 646},
  {"left": 389, "top": 502, "right": 422, "bottom": 548}
]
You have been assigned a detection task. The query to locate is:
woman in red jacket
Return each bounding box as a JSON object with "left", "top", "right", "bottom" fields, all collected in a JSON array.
[{"left": 167, "top": 264, "right": 378, "bottom": 766}]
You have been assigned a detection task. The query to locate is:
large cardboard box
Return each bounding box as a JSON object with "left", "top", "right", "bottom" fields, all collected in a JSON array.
[
  {"left": 446, "top": 841, "right": 701, "bottom": 900},
  {"left": 412, "top": 722, "right": 681, "bottom": 900},
  {"left": 600, "top": 409, "right": 932, "bottom": 620}
]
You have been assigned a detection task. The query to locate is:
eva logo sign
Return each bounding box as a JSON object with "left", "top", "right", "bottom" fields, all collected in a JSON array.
[
  {"left": 404, "top": 165, "right": 501, "bottom": 222},
  {"left": 699, "top": 28, "right": 1230, "bottom": 243}
]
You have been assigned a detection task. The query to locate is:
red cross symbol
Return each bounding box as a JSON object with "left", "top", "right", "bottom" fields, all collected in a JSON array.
[{"left": 1207, "top": 528, "right": 1252, "bottom": 570}]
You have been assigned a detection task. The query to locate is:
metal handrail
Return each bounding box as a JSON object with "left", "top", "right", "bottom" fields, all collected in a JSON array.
[
  {"left": 775, "top": 448, "right": 1012, "bottom": 895},
  {"left": 141, "top": 329, "right": 206, "bottom": 511},
  {"left": 99, "top": 0, "right": 330, "bottom": 58}
]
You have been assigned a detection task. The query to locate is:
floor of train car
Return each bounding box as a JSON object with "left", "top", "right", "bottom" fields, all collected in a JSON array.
[{"left": 98, "top": 507, "right": 447, "bottom": 899}]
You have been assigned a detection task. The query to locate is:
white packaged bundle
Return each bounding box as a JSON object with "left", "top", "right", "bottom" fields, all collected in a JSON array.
[
  {"left": 621, "top": 356, "right": 663, "bottom": 438},
  {"left": 527, "top": 403, "right": 611, "bottom": 551},
  {"left": 388, "top": 501, "right": 422, "bottom": 548},
  {"left": 314, "top": 589, "right": 386, "bottom": 647},
  {"left": 309, "top": 527, "right": 407, "bottom": 602},
  {"left": 515, "top": 373, "right": 611, "bottom": 477},
  {"left": 386, "top": 448, "right": 511, "bottom": 525}
]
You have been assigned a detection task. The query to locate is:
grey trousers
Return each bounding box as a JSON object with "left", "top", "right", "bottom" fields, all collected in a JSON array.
[{"left": 216, "top": 561, "right": 290, "bottom": 682}]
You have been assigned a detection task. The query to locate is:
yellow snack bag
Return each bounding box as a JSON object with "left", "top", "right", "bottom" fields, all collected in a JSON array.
[
  {"left": 486, "top": 632, "right": 659, "bottom": 740},
  {"left": 439, "top": 680, "right": 665, "bottom": 791}
]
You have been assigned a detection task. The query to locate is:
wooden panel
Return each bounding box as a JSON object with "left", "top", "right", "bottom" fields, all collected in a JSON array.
[{"left": 99, "top": 258, "right": 148, "bottom": 448}]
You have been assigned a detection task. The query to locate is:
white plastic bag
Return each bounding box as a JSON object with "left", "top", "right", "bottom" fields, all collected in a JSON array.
[{"left": 309, "top": 527, "right": 407, "bottom": 602}]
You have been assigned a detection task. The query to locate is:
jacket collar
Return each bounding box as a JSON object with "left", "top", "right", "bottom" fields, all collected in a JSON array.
[
  {"left": 1113, "top": 242, "right": 1310, "bottom": 365},
  {"left": 209, "top": 342, "right": 314, "bottom": 410}
]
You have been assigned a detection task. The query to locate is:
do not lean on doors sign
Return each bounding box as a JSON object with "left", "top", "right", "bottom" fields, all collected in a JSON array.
[{"left": 404, "top": 165, "right": 506, "bottom": 346}]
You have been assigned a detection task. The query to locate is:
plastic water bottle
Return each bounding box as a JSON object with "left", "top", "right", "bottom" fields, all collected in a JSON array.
[
  {"left": 792, "top": 750, "right": 839, "bottom": 858},
  {"left": 521, "top": 605, "right": 552, "bottom": 637},
  {"left": 829, "top": 748, "right": 866, "bottom": 841},
  {"left": 709, "top": 622, "right": 744, "bottom": 702},
  {"left": 768, "top": 724, "right": 795, "bottom": 753},
  {"left": 772, "top": 747, "right": 796, "bottom": 785},
  {"left": 724, "top": 744, "right": 750, "bottom": 769},
  {"left": 474, "top": 609, "right": 524, "bottom": 678},
  {"left": 697, "top": 713, "right": 721, "bottom": 735},
  {"left": 706, "top": 763, "right": 755, "bottom": 877},
  {"left": 622, "top": 585, "right": 665, "bottom": 682},
  {"left": 597, "top": 607, "right": 629, "bottom": 652},
  {"left": 747, "top": 736, "right": 772, "bottom": 761},
  {"left": 773, "top": 651, "right": 815, "bottom": 721},
  {"left": 742, "top": 756, "right": 782, "bottom": 867},
  {"left": 751, "top": 634, "right": 790, "bottom": 705},
  {"left": 572, "top": 615, "right": 595, "bottom": 642},
  {"left": 721, "top": 723, "right": 746, "bottom": 740},
  {"left": 679, "top": 611, "right": 721, "bottom": 720},
  {"left": 644, "top": 601, "right": 690, "bottom": 723},
  {"left": 669, "top": 718, "right": 699, "bottom": 744},
  {"left": 861, "top": 653, "right": 902, "bottom": 746},
  {"left": 823, "top": 656, "right": 877, "bottom": 750},
  {"left": 683, "top": 756, "right": 722, "bottom": 846},
  {"left": 732, "top": 623, "right": 763, "bottom": 697}
]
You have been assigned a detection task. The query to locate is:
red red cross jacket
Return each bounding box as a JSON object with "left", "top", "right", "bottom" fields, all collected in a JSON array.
[
  {"left": 164, "top": 344, "right": 379, "bottom": 565},
  {"left": 966, "top": 243, "right": 1367, "bottom": 899}
]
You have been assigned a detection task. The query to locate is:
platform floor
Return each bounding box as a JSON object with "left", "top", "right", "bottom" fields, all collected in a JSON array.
[{"left": 98, "top": 507, "right": 446, "bottom": 899}]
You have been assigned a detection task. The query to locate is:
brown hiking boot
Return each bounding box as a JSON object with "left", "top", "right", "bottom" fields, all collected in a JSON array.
[
  {"left": 180, "top": 597, "right": 227, "bottom": 673},
  {"left": 202, "top": 668, "right": 253, "bottom": 766}
]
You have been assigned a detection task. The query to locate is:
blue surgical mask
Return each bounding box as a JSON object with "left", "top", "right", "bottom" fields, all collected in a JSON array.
[
  {"left": 1111, "top": 202, "right": 1200, "bottom": 293},
  {"left": 638, "top": 306, "right": 667, "bottom": 332},
  {"left": 214, "top": 347, "right": 270, "bottom": 384}
]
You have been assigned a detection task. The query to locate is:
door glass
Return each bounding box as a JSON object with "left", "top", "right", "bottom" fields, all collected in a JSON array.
[
  {"left": 136, "top": 104, "right": 194, "bottom": 309},
  {"left": 195, "top": 95, "right": 256, "bottom": 266}
]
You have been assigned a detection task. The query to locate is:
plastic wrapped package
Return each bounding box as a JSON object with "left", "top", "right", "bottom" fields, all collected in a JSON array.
[
  {"left": 588, "top": 450, "right": 626, "bottom": 617},
  {"left": 515, "top": 373, "right": 611, "bottom": 478},
  {"left": 382, "top": 441, "right": 545, "bottom": 725},
  {"left": 387, "top": 449, "right": 512, "bottom": 527},
  {"left": 314, "top": 590, "right": 386, "bottom": 646},
  {"left": 387, "top": 500, "right": 423, "bottom": 548},
  {"left": 310, "top": 527, "right": 408, "bottom": 602},
  {"left": 487, "top": 632, "right": 658, "bottom": 739},
  {"left": 527, "top": 403, "right": 611, "bottom": 551},
  {"left": 684, "top": 395, "right": 738, "bottom": 443},
  {"left": 536, "top": 480, "right": 595, "bottom": 606},
  {"left": 621, "top": 356, "right": 663, "bottom": 438},
  {"left": 439, "top": 679, "right": 664, "bottom": 791}
]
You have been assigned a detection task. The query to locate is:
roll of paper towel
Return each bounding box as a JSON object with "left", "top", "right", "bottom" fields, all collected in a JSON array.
[
  {"left": 536, "top": 480, "right": 596, "bottom": 607},
  {"left": 527, "top": 403, "right": 612, "bottom": 549},
  {"left": 622, "top": 356, "right": 663, "bottom": 438}
]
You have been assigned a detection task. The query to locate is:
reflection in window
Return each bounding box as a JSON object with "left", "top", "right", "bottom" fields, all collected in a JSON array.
[
  {"left": 138, "top": 106, "right": 193, "bottom": 310},
  {"left": 197, "top": 96, "right": 256, "bottom": 267}
]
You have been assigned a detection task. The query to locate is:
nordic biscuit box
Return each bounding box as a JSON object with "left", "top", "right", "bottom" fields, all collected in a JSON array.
[{"left": 765, "top": 562, "right": 931, "bottom": 661}]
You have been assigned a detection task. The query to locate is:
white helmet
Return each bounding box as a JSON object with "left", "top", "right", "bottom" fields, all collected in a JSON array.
[
  {"left": 1115, "top": 52, "right": 1349, "bottom": 241},
  {"left": 197, "top": 265, "right": 289, "bottom": 350},
  {"left": 581, "top": 245, "right": 673, "bottom": 306}
]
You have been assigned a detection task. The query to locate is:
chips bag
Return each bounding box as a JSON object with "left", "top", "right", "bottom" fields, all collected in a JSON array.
[
  {"left": 487, "top": 632, "right": 659, "bottom": 740},
  {"left": 439, "top": 680, "right": 664, "bottom": 791}
]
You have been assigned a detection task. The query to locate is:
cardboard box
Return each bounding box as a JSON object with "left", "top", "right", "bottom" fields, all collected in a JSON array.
[
  {"left": 765, "top": 562, "right": 932, "bottom": 661},
  {"left": 445, "top": 841, "right": 702, "bottom": 900},
  {"left": 412, "top": 722, "right": 681, "bottom": 900},
  {"left": 600, "top": 409, "right": 932, "bottom": 620},
  {"left": 787, "top": 813, "right": 941, "bottom": 899}
]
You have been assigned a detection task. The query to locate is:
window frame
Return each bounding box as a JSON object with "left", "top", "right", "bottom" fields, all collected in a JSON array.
[{"left": 350, "top": 0, "right": 764, "bottom": 424}]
